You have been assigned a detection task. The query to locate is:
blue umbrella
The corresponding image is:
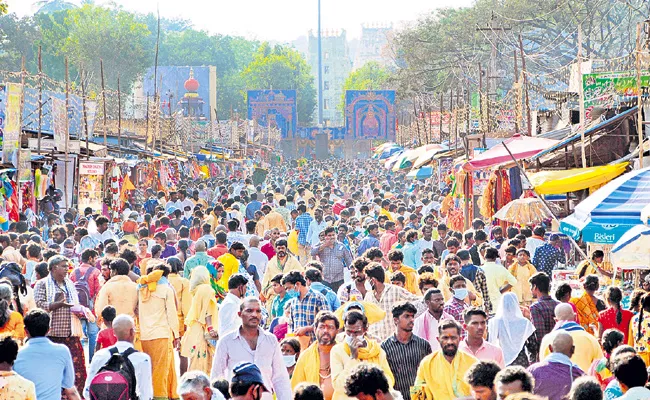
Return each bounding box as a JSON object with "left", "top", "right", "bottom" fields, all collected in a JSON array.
[
  {"left": 378, "top": 146, "right": 403, "bottom": 160},
  {"left": 560, "top": 166, "right": 650, "bottom": 242},
  {"left": 407, "top": 166, "right": 434, "bottom": 180}
]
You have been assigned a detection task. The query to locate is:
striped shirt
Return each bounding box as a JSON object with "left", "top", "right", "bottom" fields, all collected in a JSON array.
[{"left": 381, "top": 334, "right": 432, "bottom": 400}]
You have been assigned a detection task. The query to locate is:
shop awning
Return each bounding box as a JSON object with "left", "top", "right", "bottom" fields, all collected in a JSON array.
[
  {"left": 463, "top": 134, "right": 559, "bottom": 171},
  {"left": 528, "top": 162, "right": 629, "bottom": 195},
  {"left": 531, "top": 106, "right": 638, "bottom": 161}
]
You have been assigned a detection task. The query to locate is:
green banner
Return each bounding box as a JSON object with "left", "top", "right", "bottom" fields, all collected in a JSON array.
[{"left": 583, "top": 71, "right": 650, "bottom": 109}]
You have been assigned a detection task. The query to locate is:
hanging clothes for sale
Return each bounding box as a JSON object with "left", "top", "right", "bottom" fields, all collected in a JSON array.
[{"left": 509, "top": 167, "right": 523, "bottom": 200}]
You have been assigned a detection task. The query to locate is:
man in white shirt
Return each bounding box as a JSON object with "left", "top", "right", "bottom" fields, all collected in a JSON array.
[
  {"left": 84, "top": 314, "right": 153, "bottom": 400},
  {"left": 89, "top": 216, "right": 117, "bottom": 246},
  {"left": 306, "top": 208, "right": 328, "bottom": 247},
  {"left": 218, "top": 274, "right": 248, "bottom": 337},
  {"left": 248, "top": 236, "right": 269, "bottom": 278},
  {"left": 211, "top": 298, "right": 292, "bottom": 400}
]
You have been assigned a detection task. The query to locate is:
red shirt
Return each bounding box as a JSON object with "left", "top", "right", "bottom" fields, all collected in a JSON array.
[
  {"left": 261, "top": 242, "right": 276, "bottom": 259},
  {"left": 96, "top": 328, "right": 118, "bottom": 350},
  {"left": 70, "top": 264, "right": 102, "bottom": 299},
  {"left": 207, "top": 244, "right": 228, "bottom": 259},
  {"left": 598, "top": 307, "right": 634, "bottom": 343}
]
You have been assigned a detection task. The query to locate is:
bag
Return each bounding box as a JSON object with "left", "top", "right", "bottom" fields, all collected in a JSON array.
[
  {"left": 71, "top": 313, "right": 83, "bottom": 338},
  {"left": 0, "top": 262, "right": 26, "bottom": 294},
  {"left": 89, "top": 347, "right": 138, "bottom": 400},
  {"left": 74, "top": 267, "right": 95, "bottom": 309}
]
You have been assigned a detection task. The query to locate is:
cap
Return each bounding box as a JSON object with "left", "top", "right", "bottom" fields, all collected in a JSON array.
[
  {"left": 414, "top": 201, "right": 424, "bottom": 207},
  {"left": 231, "top": 362, "right": 268, "bottom": 391}
]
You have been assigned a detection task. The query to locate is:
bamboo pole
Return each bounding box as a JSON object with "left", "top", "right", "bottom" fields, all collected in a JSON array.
[
  {"left": 100, "top": 59, "right": 108, "bottom": 148},
  {"left": 636, "top": 23, "right": 645, "bottom": 169},
  {"left": 16, "top": 56, "right": 26, "bottom": 191},
  {"left": 518, "top": 34, "right": 532, "bottom": 136},
  {"left": 37, "top": 46, "right": 43, "bottom": 155},
  {"left": 64, "top": 58, "right": 70, "bottom": 210},
  {"left": 117, "top": 75, "right": 122, "bottom": 158},
  {"left": 81, "top": 66, "right": 89, "bottom": 159}
]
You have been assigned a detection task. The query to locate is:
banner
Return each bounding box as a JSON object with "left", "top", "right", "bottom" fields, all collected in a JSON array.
[
  {"left": 78, "top": 162, "right": 105, "bottom": 212},
  {"left": 52, "top": 97, "right": 67, "bottom": 151},
  {"left": 0, "top": 84, "right": 6, "bottom": 150},
  {"left": 583, "top": 71, "right": 650, "bottom": 110},
  {"left": 18, "top": 149, "right": 32, "bottom": 182},
  {"left": 2, "top": 83, "right": 22, "bottom": 166}
]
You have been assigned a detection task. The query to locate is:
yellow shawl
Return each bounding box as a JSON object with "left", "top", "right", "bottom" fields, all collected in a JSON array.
[{"left": 136, "top": 270, "right": 164, "bottom": 302}]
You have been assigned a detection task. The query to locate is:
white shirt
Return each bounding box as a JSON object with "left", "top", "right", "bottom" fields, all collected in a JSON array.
[
  {"left": 218, "top": 293, "right": 242, "bottom": 337},
  {"left": 248, "top": 247, "right": 269, "bottom": 278},
  {"left": 211, "top": 327, "right": 292, "bottom": 400},
  {"left": 89, "top": 229, "right": 117, "bottom": 246},
  {"left": 620, "top": 386, "right": 650, "bottom": 400},
  {"left": 83, "top": 341, "right": 153, "bottom": 400},
  {"left": 526, "top": 237, "right": 546, "bottom": 260},
  {"left": 306, "top": 220, "right": 328, "bottom": 246}
]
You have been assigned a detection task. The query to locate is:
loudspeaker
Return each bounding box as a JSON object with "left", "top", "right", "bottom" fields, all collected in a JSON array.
[{"left": 315, "top": 133, "right": 329, "bottom": 160}]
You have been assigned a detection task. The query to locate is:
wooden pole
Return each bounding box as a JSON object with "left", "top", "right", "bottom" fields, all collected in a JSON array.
[
  {"left": 518, "top": 34, "right": 532, "bottom": 136},
  {"left": 578, "top": 24, "right": 587, "bottom": 168},
  {"left": 513, "top": 50, "right": 520, "bottom": 133},
  {"left": 117, "top": 75, "right": 122, "bottom": 158},
  {"left": 439, "top": 93, "right": 444, "bottom": 143},
  {"left": 64, "top": 57, "right": 70, "bottom": 210},
  {"left": 100, "top": 59, "right": 108, "bottom": 148},
  {"left": 413, "top": 99, "right": 421, "bottom": 145},
  {"left": 16, "top": 56, "right": 26, "bottom": 190},
  {"left": 636, "top": 23, "right": 645, "bottom": 169},
  {"left": 145, "top": 94, "right": 150, "bottom": 154},
  {"left": 37, "top": 46, "right": 43, "bottom": 155},
  {"left": 449, "top": 89, "right": 454, "bottom": 147},
  {"left": 479, "top": 62, "right": 483, "bottom": 135},
  {"left": 81, "top": 66, "right": 89, "bottom": 159}
]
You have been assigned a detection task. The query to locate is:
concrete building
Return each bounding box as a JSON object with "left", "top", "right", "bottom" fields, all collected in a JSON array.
[
  {"left": 307, "top": 29, "right": 352, "bottom": 127},
  {"left": 354, "top": 23, "right": 394, "bottom": 70}
]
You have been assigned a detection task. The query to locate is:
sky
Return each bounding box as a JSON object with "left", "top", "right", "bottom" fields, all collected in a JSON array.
[{"left": 6, "top": 0, "right": 474, "bottom": 41}]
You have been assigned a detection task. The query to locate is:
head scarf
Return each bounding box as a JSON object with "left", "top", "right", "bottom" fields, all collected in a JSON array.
[
  {"left": 487, "top": 292, "right": 536, "bottom": 365},
  {"left": 189, "top": 265, "right": 211, "bottom": 295},
  {"left": 206, "top": 261, "right": 226, "bottom": 301}
]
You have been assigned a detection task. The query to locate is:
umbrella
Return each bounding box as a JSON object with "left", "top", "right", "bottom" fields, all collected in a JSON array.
[
  {"left": 384, "top": 152, "right": 403, "bottom": 170},
  {"left": 407, "top": 166, "right": 434, "bottom": 180},
  {"left": 413, "top": 144, "right": 450, "bottom": 168},
  {"left": 377, "top": 146, "right": 402, "bottom": 160},
  {"left": 392, "top": 149, "right": 420, "bottom": 171},
  {"left": 464, "top": 134, "right": 559, "bottom": 171},
  {"left": 373, "top": 142, "right": 399, "bottom": 154},
  {"left": 560, "top": 166, "right": 650, "bottom": 243},
  {"left": 493, "top": 197, "right": 561, "bottom": 225},
  {"left": 611, "top": 225, "right": 650, "bottom": 268}
]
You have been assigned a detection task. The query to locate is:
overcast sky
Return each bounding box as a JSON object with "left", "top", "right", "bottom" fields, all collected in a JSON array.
[{"left": 7, "top": 0, "right": 474, "bottom": 41}]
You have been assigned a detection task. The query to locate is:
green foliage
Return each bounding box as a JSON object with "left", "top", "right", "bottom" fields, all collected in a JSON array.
[
  {"left": 393, "top": 0, "right": 645, "bottom": 96},
  {"left": 0, "top": 1, "right": 7, "bottom": 16},
  {"left": 241, "top": 43, "right": 316, "bottom": 124},
  {"left": 339, "top": 61, "right": 392, "bottom": 116}
]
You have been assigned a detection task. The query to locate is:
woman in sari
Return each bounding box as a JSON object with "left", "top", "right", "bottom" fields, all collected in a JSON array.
[
  {"left": 180, "top": 265, "right": 220, "bottom": 374},
  {"left": 488, "top": 292, "right": 536, "bottom": 367}
]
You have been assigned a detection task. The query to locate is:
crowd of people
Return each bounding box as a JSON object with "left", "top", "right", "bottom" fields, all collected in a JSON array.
[{"left": 0, "top": 159, "right": 648, "bottom": 400}]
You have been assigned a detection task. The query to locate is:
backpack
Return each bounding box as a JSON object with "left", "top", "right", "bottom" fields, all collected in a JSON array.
[
  {"left": 74, "top": 267, "right": 95, "bottom": 309},
  {"left": 143, "top": 198, "right": 159, "bottom": 215},
  {"left": 89, "top": 347, "right": 138, "bottom": 400}
]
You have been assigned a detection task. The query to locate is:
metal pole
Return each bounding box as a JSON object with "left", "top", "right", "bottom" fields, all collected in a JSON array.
[{"left": 317, "top": 0, "right": 323, "bottom": 126}]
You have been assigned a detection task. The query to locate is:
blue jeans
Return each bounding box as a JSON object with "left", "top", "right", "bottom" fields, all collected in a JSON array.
[{"left": 81, "top": 319, "right": 99, "bottom": 361}]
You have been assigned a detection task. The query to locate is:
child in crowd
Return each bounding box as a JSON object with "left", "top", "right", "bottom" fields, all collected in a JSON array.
[{"left": 95, "top": 305, "right": 118, "bottom": 351}]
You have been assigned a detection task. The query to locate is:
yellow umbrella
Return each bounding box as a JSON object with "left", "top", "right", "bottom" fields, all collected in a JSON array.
[{"left": 528, "top": 162, "right": 628, "bottom": 195}]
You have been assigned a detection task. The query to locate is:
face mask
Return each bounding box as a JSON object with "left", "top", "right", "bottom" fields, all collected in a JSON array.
[
  {"left": 277, "top": 251, "right": 287, "bottom": 258},
  {"left": 286, "top": 288, "right": 299, "bottom": 297},
  {"left": 63, "top": 248, "right": 74, "bottom": 258},
  {"left": 453, "top": 288, "right": 468, "bottom": 300},
  {"left": 345, "top": 335, "right": 356, "bottom": 346},
  {"left": 283, "top": 354, "right": 296, "bottom": 368}
]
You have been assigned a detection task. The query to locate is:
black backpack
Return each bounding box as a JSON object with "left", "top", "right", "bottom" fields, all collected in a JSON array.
[{"left": 88, "top": 347, "right": 139, "bottom": 400}]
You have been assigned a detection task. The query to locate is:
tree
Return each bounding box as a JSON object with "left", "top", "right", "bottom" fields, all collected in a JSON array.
[
  {"left": 0, "top": 1, "right": 8, "bottom": 16},
  {"left": 39, "top": 4, "right": 151, "bottom": 90},
  {"left": 241, "top": 43, "right": 316, "bottom": 124},
  {"left": 339, "top": 61, "right": 392, "bottom": 116}
]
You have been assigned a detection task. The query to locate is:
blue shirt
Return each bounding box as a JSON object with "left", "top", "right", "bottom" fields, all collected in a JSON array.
[
  {"left": 13, "top": 337, "right": 75, "bottom": 400},
  {"left": 295, "top": 213, "right": 313, "bottom": 245},
  {"left": 245, "top": 200, "right": 262, "bottom": 220},
  {"left": 532, "top": 243, "right": 566, "bottom": 278},
  {"left": 402, "top": 242, "right": 423, "bottom": 270},
  {"left": 356, "top": 234, "right": 380, "bottom": 257},
  {"left": 310, "top": 282, "right": 341, "bottom": 311}
]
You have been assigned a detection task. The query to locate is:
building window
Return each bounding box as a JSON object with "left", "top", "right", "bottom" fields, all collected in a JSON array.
[
  {"left": 324, "top": 66, "right": 330, "bottom": 74},
  {"left": 324, "top": 81, "right": 330, "bottom": 90}
]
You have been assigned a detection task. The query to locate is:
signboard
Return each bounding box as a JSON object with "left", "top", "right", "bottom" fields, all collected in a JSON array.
[
  {"left": 78, "top": 161, "right": 105, "bottom": 212},
  {"left": 2, "top": 83, "right": 22, "bottom": 166},
  {"left": 18, "top": 149, "right": 32, "bottom": 182},
  {"left": 29, "top": 138, "right": 81, "bottom": 154},
  {"left": 583, "top": 71, "right": 650, "bottom": 110}
]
